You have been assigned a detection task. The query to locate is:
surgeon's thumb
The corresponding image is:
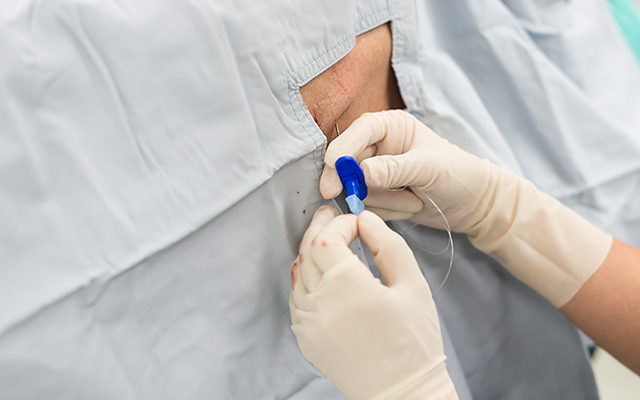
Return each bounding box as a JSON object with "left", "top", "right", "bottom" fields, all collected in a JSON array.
[
  {"left": 319, "top": 166, "right": 343, "bottom": 199},
  {"left": 357, "top": 211, "right": 426, "bottom": 288},
  {"left": 361, "top": 153, "right": 419, "bottom": 190}
]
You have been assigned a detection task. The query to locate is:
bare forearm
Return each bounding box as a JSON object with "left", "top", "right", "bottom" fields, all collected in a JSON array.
[{"left": 560, "top": 239, "right": 640, "bottom": 375}]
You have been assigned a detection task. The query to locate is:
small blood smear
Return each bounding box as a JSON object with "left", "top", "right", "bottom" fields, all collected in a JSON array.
[
  {"left": 291, "top": 261, "right": 300, "bottom": 288},
  {"left": 302, "top": 209, "right": 306, "bottom": 214},
  {"left": 322, "top": 241, "right": 327, "bottom": 247}
]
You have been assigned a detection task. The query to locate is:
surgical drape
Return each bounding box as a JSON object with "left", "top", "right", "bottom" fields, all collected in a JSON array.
[{"left": 2, "top": 0, "right": 640, "bottom": 399}]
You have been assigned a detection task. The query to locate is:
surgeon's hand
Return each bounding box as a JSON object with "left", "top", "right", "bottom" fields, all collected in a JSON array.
[
  {"left": 320, "top": 110, "right": 612, "bottom": 308},
  {"left": 320, "top": 110, "right": 494, "bottom": 231},
  {"left": 289, "top": 205, "right": 458, "bottom": 400}
]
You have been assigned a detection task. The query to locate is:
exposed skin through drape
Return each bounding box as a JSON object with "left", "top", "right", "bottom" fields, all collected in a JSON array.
[{"left": 300, "top": 23, "right": 405, "bottom": 145}]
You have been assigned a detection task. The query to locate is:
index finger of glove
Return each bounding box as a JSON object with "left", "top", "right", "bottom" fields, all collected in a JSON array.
[
  {"left": 320, "top": 111, "right": 416, "bottom": 199},
  {"left": 298, "top": 205, "right": 338, "bottom": 291},
  {"left": 319, "top": 113, "right": 389, "bottom": 199},
  {"left": 357, "top": 210, "right": 428, "bottom": 288},
  {"left": 309, "top": 214, "right": 359, "bottom": 274},
  {"left": 324, "top": 113, "right": 389, "bottom": 168},
  {"left": 319, "top": 144, "right": 377, "bottom": 200},
  {"left": 299, "top": 205, "right": 338, "bottom": 252}
]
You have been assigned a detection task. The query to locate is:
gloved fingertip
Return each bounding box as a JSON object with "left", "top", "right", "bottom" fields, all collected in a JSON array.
[
  {"left": 360, "top": 159, "right": 382, "bottom": 188},
  {"left": 324, "top": 148, "right": 341, "bottom": 168},
  {"left": 320, "top": 189, "right": 338, "bottom": 200},
  {"left": 407, "top": 193, "right": 425, "bottom": 213},
  {"left": 319, "top": 173, "right": 343, "bottom": 199},
  {"left": 357, "top": 209, "right": 386, "bottom": 231},
  {"left": 358, "top": 209, "right": 377, "bottom": 219},
  {"left": 313, "top": 204, "right": 337, "bottom": 218},
  {"left": 359, "top": 111, "right": 386, "bottom": 130},
  {"left": 360, "top": 160, "right": 372, "bottom": 180},
  {"left": 290, "top": 259, "right": 300, "bottom": 289}
]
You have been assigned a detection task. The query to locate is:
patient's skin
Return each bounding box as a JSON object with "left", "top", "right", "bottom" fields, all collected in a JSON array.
[{"left": 300, "top": 23, "right": 405, "bottom": 144}]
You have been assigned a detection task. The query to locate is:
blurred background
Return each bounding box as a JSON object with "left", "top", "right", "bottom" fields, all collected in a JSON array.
[{"left": 592, "top": 348, "right": 640, "bottom": 399}]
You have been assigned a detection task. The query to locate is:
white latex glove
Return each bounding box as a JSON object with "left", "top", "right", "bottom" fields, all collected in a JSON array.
[
  {"left": 289, "top": 205, "right": 458, "bottom": 400},
  {"left": 320, "top": 110, "right": 491, "bottom": 230},
  {"left": 320, "top": 110, "right": 612, "bottom": 307}
]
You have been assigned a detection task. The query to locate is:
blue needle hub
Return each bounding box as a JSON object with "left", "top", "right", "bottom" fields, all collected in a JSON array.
[{"left": 335, "top": 156, "right": 367, "bottom": 216}]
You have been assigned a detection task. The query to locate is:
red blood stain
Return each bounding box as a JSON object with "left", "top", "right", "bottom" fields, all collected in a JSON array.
[
  {"left": 296, "top": 191, "right": 300, "bottom": 194},
  {"left": 302, "top": 209, "right": 306, "bottom": 214},
  {"left": 290, "top": 264, "right": 297, "bottom": 288},
  {"left": 311, "top": 238, "right": 316, "bottom": 246},
  {"left": 322, "top": 241, "right": 327, "bottom": 247},
  {"left": 313, "top": 117, "right": 319, "bottom": 125}
]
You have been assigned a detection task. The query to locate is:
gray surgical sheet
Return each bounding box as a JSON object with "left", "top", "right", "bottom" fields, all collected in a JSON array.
[{"left": 2, "top": 0, "right": 640, "bottom": 399}]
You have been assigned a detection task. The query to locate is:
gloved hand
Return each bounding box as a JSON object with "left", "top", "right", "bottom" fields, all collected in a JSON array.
[
  {"left": 320, "top": 110, "right": 612, "bottom": 307},
  {"left": 320, "top": 110, "right": 493, "bottom": 230},
  {"left": 289, "top": 205, "right": 459, "bottom": 400}
]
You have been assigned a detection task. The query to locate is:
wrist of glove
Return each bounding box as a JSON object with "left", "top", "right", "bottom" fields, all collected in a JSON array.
[
  {"left": 289, "top": 206, "right": 458, "bottom": 400},
  {"left": 320, "top": 110, "right": 612, "bottom": 308},
  {"left": 465, "top": 166, "right": 613, "bottom": 307}
]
